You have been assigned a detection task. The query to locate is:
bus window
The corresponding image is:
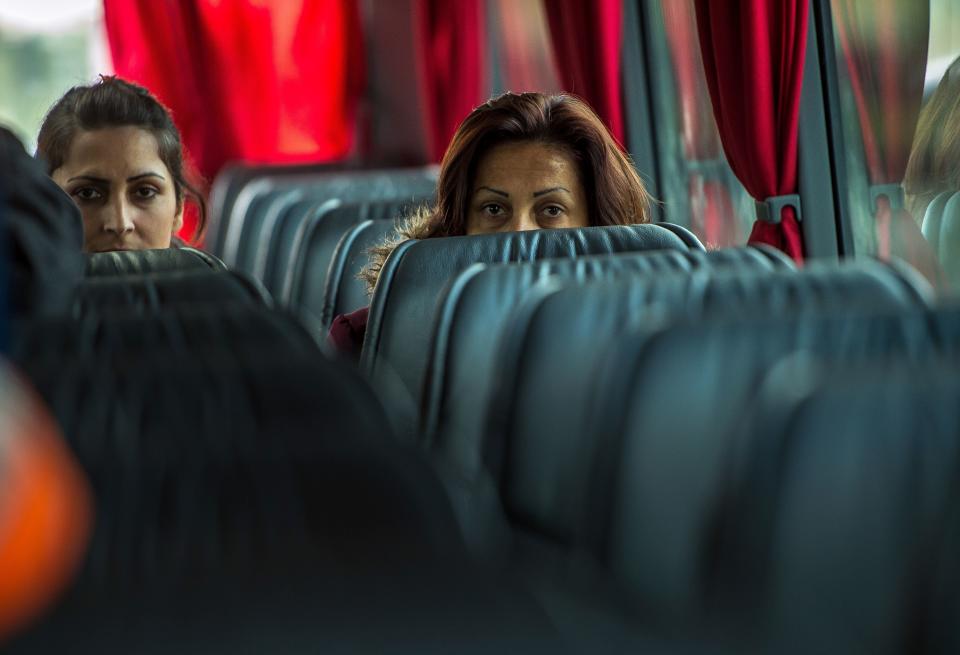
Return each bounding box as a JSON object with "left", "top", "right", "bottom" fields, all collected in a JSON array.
[
  {"left": 0, "top": 1, "right": 111, "bottom": 152},
  {"left": 642, "top": 0, "right": 754, "bottom": 249},
  {"left": 830, "top": 0, "right": 960, "bottom": 290}
]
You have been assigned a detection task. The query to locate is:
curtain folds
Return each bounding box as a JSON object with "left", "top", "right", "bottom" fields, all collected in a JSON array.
[
  {"left": 543, "top": 0, "right": 625, "bottom": 145},
  {"left": 833, "top": 0, "right": 943, "bottom": 287},
  {"left": 694, "top": 0, "right": 808, "bottom": 262},
  {"left": 414, "top": 0, "right": 488, "bottom": 163},
  {"left": 104, "top": 0, "right": 365, "bottom": 237}
]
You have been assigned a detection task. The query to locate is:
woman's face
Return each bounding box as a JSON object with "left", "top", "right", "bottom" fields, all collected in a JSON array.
[
  {"left": 466, "top": 141, "right": 589, "bottom": 235},
  {"left": 52, "top": 126, "right": 183, "bottom": 252}
]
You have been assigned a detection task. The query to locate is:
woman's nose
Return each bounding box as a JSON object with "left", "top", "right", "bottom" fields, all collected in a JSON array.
[
  {"left": 510, "top": 210, "right": 540, "bottom": 232},
  {"left": 103, "top": 198, "right": 135, "bottom": 234}
]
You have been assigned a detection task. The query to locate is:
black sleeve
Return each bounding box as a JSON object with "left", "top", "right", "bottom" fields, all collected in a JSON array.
[{"left": 0, "top": 126, "right": 84, "bottom": 317}]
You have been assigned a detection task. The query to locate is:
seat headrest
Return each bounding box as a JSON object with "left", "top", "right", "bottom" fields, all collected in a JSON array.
[
  {"left": 72, "top": 269, "right": 270, "bottom": 316},
  {"left": 361, "top": 223, "right": 704, "bottom": 438},
  {"left": 85, "top": 248, "right": 226, "bottom": 276}
]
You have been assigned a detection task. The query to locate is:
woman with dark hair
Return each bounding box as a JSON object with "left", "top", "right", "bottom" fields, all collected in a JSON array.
[
  {"left": 329, "top": 91, "right": 654, "bottom": 356},
  {"left": 36, "top": 76, "right": 206, "bottom": 252}
]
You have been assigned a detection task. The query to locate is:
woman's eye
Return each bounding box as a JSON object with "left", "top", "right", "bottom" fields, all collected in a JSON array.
[
  {"left": 73, "top": 187, "right": 102, "bottom": 201},
  {"left": 135, "top": 186, "right": 159, "bottom": 200},
  {"left": 542, "top": 205, "right": 565, "bottom": 218},
  {"left": 482, "top": 203, "right": 504, "bottom": 217}
]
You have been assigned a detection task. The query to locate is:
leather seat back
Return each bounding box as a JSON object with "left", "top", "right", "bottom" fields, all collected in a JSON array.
[
  {"left": 360, "top": 223, "right": 705, "bottom": 439},
  {"left": 713, "top": 356, "right": 960, "bottom": 652},
  {"left": 285, "top": 199, "right": 426, "bottom": 318},
  {"left": 85, "top": 248, "right": 226, "bottom": 276},
  {"left": 218, "top": 167, "right": 437, "bottom": 265},
  {"left": 423, "top": 246, "right": 793, "bottom": 474},
  {"left": 922, "top": 189, "right": 960, "bottom": 288},
  {"left": 315, "top": 218, "right": 398, "bottom": 328},
  {"left": 72, "top": 270, "right": 271, "bottom": 315}
]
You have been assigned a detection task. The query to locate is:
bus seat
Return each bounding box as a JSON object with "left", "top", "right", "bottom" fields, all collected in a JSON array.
[
  {"left": 314, "top": 218, "right": 396, "bottom": 329},
  {"left": 922, "top": 189, "right": 960, "bottom": 289},
  {"left": 71, "top": 270, "right": 271, "bottom": 315},
  {"left": 712, "top": 357, "right": 960, "bottom": 653},
  {"left": 85, "top": 248, "right": 227, "bottom": 276},
  {"left": 283, "top": 199, "right": 425, "bottom": 316},
  {"left": 3, "top": 126, "right": 84, "bottom": 319},
  {"left": 261, "top": 198, "right": 340, "bottom": 297},
  {"left": 575, "top": 302, "right": 959, "bottom": 632},
  {"left": 217, "top": 167, "right": 436, "bottom": 264},
  {"left": 230, "top": 187, "right": 303, "bottom": 274},
  {"left": 7, "top": 307, "right": 564, "bottom": 652},
  {"left": 423, "top": 246, "right": 793, "bottom": 479},
  {"left": 360, "top": 223, "right": 705, "bottom": 441},
  {"left": 474, "top": 302, "right": 959, "bottom": 645}
]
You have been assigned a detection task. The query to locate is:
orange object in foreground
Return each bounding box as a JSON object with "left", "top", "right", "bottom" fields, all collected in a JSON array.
[{"left": 0, "top": 365, "right": 92, "bottom": 643}]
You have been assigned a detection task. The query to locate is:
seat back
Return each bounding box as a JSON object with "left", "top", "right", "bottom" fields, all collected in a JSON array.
[
  {"left": 2, "top": 127, "right": 84, "bottom": 318},
  {"left": 285, "top": 199, "right": 425, "bottom": 319},
  {"left": 8, "top": 307, "right": 561, "bottom": 653},
  {"left": 72, "top": 270, "right": 271, "bottom": 315},
  {"left": 423, "top": 246, "right": 794, "bottom": 470},
  {"left": 230, "top": 187, "right": 303, "bottom": 273},
  {"left": 313, "top": 218, "right": 398, "bottom": 329},
  {"left": 360, "top": 223, "right": 704, "bottom": 438},
  {"left": 488, "top": 259, "right": 933, "bottom": 496},
  {"left": 713, "top": 357, "right": 960, "bottom": 652},
  {"left": 261, "top": 198, "right": 340, "bottom": 297},
  {"left": 85, "top": 248, "right": 226, "bottom": 276},
  {"left": 572, "top": 302, "right": 959, "bottom": 631},
  {"left": 922, "top": 189, "right": 960, "bottom": 288},
  {"left": 218, "top": 167, "right": 437, "bottom": 266}
]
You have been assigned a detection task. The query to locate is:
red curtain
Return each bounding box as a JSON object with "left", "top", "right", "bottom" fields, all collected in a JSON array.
[
  {"left": 662, "top": 0, "right": 737, "bottom": 247},
  {"left": 833, "top": 0, "right": 943, "bottom": 287},
  {"left": 543, "top": 0, "right": 625, "bottom": 145},
  {"left": 414, "top": 0, "right": 488, "bottom": 162},
  {"left": 695, "top": 0, "right": 808, "bottom": 262},
  {"left": 104, "top": 0, "right": 365, "bottom": 238}
]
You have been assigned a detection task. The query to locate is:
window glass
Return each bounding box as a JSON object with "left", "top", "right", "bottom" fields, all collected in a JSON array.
[
  {"left": 830, "top": 0, "right": 960, "bottom": 291},
  {"left": 0, "top": 0, "right": 111, "bottom": 152},
  {"left": 643, "top": 0, "right": 754, "bottom": 248}
]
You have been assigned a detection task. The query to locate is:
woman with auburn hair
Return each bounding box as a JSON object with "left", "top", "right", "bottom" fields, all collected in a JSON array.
[
  {"left": 328, "top": 91, "right": 654, "bottom": 357},
  {"left": 905, "top": 55, "right": 960, "bottom": 220},
  {"left": 36, "top": 76, "right": 206, "bottom": 252}
]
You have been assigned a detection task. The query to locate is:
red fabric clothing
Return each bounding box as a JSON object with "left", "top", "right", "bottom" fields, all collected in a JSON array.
[
  {"left": 694, "top": 0, "right": 808, "bottom": 262},
  {"left": 326, "top": 306, "right": 370, "bottom": 360}
]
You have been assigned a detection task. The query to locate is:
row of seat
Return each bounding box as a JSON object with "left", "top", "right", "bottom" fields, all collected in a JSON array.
[
  {"left": 365, "top": 235, "right": 957, "bottom": 650},
  {"left": 8, "top": 159, "right": 958, "bottom": 651}
]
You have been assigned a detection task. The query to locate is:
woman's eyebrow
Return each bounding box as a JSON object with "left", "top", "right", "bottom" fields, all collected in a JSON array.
[
  {"left": 66, "top": 172, "right": 166, "bottom": 183},
  {"left": 533, "top": 186, "right": 570, "bottom": 197},
  {"left": 127, "top": 172, "right": 166, "bottom": 182},
  {"left": 66, "top": 174, "right": 109, "bottom": 184},
  {"left": 476, "top": 185, "right": 509, "bottom": 197}
]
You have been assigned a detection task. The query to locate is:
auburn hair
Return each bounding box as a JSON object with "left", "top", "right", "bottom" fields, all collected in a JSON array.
[
  {"left": 361, "top": 92, "right": 653, "bottom": 293},
  {"left": 904, "top": 55, "right": 960, "bottom": 219},
  {"left": 36, "top": 75, "right": 206, "bottom": 244}
]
